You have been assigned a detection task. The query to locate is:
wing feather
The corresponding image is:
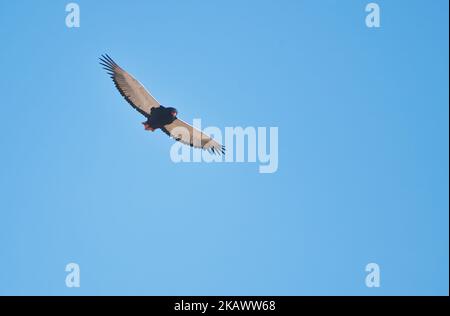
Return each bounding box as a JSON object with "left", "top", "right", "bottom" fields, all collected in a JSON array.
[
  {"left": 161, "top": 119, "right": 225, "bottom": 155},
  {"left": 99, "top": 54, "right": 159, "bottom": 116}
]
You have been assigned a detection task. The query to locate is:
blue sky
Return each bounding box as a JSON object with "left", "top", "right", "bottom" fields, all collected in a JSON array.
[{"left": 0, "top": 0, "right": 448, "bottom": 295}]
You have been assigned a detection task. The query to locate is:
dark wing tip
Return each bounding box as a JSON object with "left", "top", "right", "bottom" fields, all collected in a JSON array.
[
  {"left": 99, "top": 54, "right": 119, "bottom": 72},
  {"left": 208, "top": 144, "right": 226, "bottom": 156}
]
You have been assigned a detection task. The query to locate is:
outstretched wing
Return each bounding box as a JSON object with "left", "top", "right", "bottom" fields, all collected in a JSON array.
[
  {"left": 99, "top": 54, "right": 160, "bottom": 116},
  {"left": 161, "top": 119, "right": 225, "bottom": 155}
]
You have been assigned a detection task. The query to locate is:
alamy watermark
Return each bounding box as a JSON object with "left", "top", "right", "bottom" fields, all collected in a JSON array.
[
  {"left": 65, "top": 3, "right": 80, "bottom": 28},
  {"left": 65, "top": 262, "right": 80, "bottom": 288},
  {"left": 365, "top": 262, "right": 381, "bottom": 288},
  {"left": 169, "top": 119, "right": 279, "bottom": 174},
  {"left": 365, "top": 3, "right": 381, "bottom": 28}
]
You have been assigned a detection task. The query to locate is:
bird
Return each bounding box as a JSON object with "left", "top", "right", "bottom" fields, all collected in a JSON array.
[{"left": 99, "top": 54, "right": 225, "bottom": 155}]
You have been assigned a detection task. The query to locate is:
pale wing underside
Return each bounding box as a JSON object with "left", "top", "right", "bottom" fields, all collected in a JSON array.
[
  {"left": 99, "top": 54, "right": 159, "bottom": 116},
  {"left": 161, "top": 119, "right": 225, "bottom": 155}
]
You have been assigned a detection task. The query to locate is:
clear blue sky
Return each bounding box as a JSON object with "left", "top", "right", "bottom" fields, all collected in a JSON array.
[{"left": 0, "top": 0, "right": 448, "bottom": 295}]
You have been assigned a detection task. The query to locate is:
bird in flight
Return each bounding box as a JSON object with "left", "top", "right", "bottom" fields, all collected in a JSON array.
[{"left": 99, "top": 54, "right": 225, "bottom": 155}]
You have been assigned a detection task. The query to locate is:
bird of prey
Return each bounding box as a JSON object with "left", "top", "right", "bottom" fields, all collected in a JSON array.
[{"left": 99, "top": 54, "right": 225, "bottom": 155}]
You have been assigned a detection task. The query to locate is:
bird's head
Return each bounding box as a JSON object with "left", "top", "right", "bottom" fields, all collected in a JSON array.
[{"left": 167, "top": 107, "right": 178, "bottom": 117}]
